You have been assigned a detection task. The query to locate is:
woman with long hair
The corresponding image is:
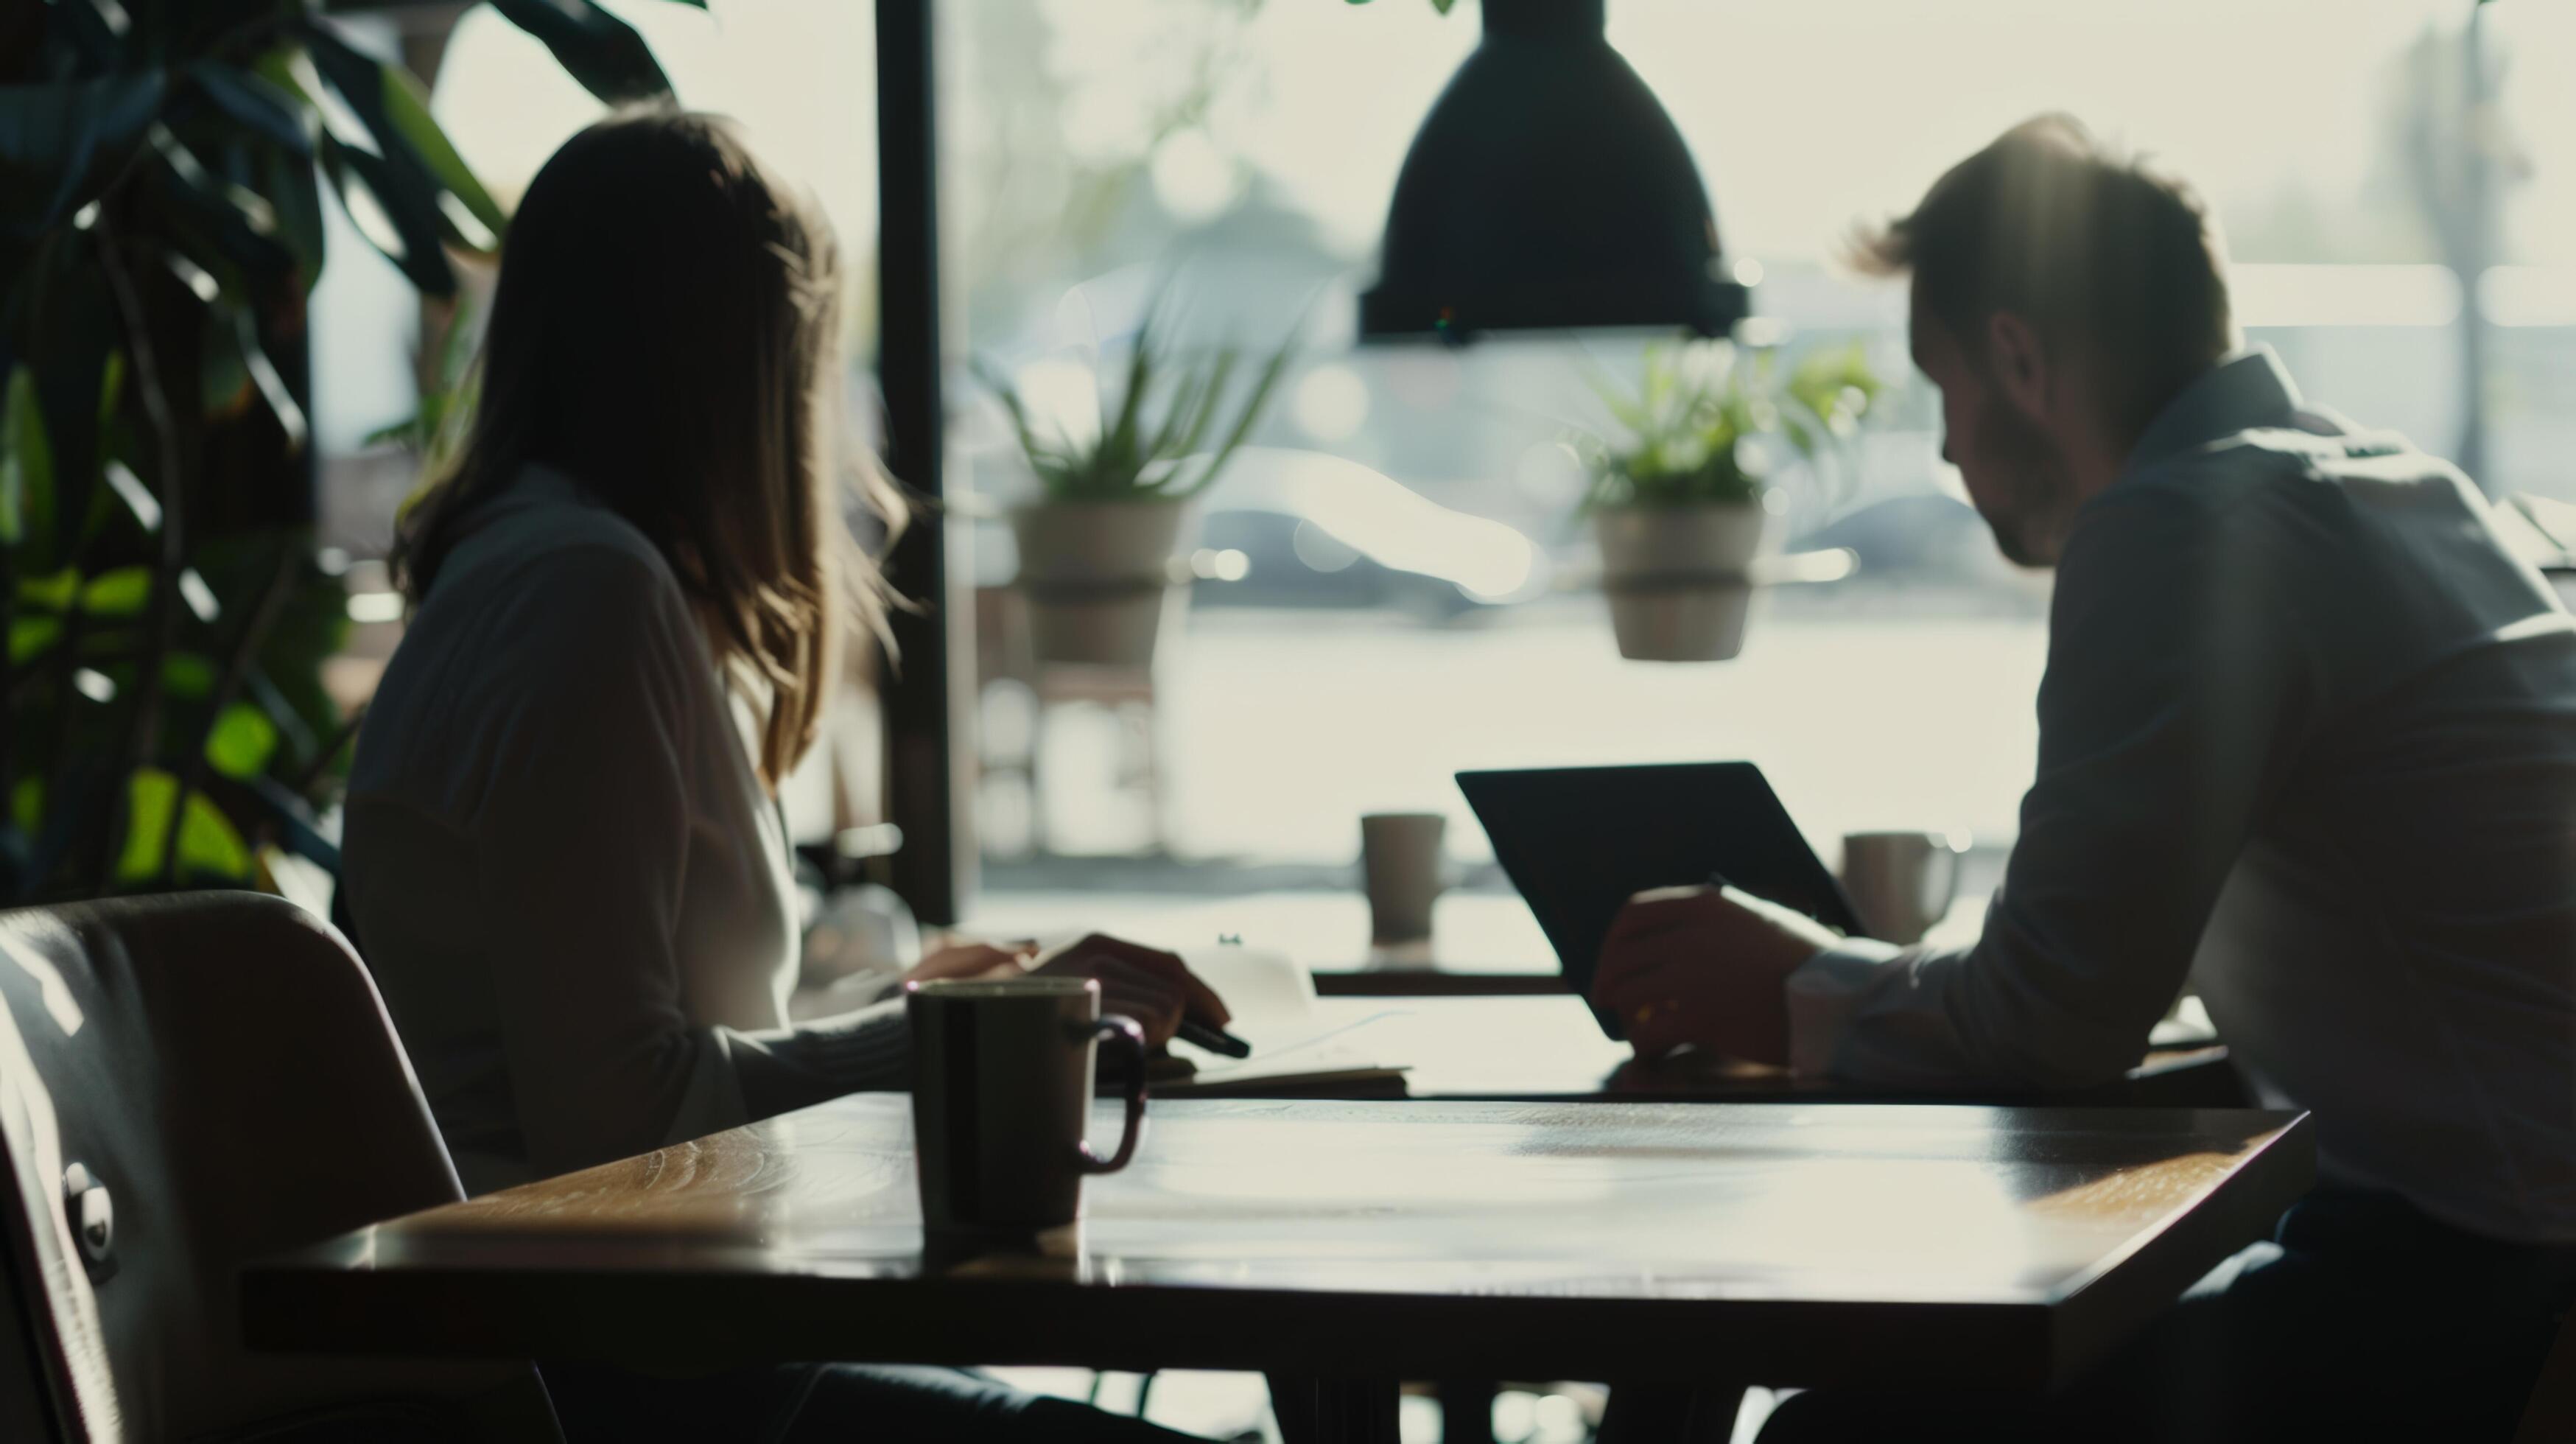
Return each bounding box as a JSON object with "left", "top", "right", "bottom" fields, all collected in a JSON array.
[{"left": 343, "top": 111, "right": 1221, "bottom": 1441}]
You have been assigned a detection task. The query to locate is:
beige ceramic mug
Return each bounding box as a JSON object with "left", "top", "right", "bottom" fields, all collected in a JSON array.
[{"left": 1839, "top": 831, "right": 1969, "bottom": 945}]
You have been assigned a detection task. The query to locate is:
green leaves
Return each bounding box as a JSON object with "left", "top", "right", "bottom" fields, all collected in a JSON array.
[
  {"left": 0, "top": 73, "right": 168, "bottom": 234},
  {"left": 487, "top": 0, "right": 680, "bottom": 106},
  {"left": 10, "top": 618, "right": 60, "bottom": 666},
  {"left": 979, "top": 292, "right": 1296, "bottom": 505},
  {"left": 1, "top": 367, "right": 54, "bottom": 550},
  {"left": 318, "top": 132, "right": 456, "bottom": 296},
  {"left": 188, "top": 63, "right": 314, "bottom": 157},
  {"left": 1786, "top": 343, "right": 1883, "bottom": 441},
  {"left": 261, "top": 142, "right": 326, "bottom": 284},
  {"left": 16, "top": 569, "right": 77, "bottom": 612},
  {"left": 117, "top": 767, "right": 250, "bottom": 883},
  {"left": 301, "top": 24, "right": 505, "bottom": 259},
  {"left": 77, "top": 567, "right": 150, "bottom": 616},
  {"left": 144, "top": 122, "right": 300, "bottom": 301},
  {"left": 1, "top": 0, "right": 692, "bottom": 901},
  {"left": 376, "top": 63, "right": 505, "bottom": 247},
  {"left": 203, "top": 702, "right": 278, "bottom": 779},
  {"left": 1580, "top": 340, "right": 1884, "bottom": 512},
  {"left": 217, "top": 308, "right": 307, "bottom": 452}
]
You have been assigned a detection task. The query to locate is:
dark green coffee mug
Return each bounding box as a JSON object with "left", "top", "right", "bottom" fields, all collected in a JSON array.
[{"left": 905, "top": 976, "right": 1148, "bottom": 1235}]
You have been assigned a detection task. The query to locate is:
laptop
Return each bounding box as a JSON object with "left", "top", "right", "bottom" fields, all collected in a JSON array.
[{"left": 1456, "top": 762, "right": 1867, "bottom": 1040}]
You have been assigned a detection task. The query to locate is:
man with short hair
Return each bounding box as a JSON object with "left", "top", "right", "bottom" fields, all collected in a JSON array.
[{"left": 1592, "top": 114, "right": 2576, "bottom": 1439}]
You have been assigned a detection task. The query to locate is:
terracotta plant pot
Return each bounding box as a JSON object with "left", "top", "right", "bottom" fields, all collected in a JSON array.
[
  {"left": 1011, "top": 501, "right": 1193, "bottom": 667},
  {"left": 1593, "top": 503, "right": 1767, "bottom": 662}
]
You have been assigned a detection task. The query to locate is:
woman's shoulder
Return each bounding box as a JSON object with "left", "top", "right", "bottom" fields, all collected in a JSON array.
[
  {"left": 352, "top": 469, "right": 709, "bottom": 807},
  {"left": 432, "top": 464, "right": 681, "bottom": 601}
]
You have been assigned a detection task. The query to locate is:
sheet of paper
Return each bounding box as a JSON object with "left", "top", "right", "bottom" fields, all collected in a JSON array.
[
  {"left": 1171, "top": 943, "right": 1316, "bottom": 1028},
  {"left": 1173, "top": 1008, "right": 1404, "bottom": 1085}
]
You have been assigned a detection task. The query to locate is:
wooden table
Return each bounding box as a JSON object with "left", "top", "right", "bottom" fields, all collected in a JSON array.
[
  {"left": 1171, "top": 993, "right": 2241, "bottom": 1108},
  {"left": 963, "top": 885, "right": 2016, "bottom": 997},
  {"left": 246, "top": 1098, "right": 2311, "bottom": 1441}
]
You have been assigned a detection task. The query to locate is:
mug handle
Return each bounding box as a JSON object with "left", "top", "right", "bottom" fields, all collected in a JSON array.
[
  {"left": 1929, "top": 836, "right": 1965, "bottom": 924},
  {"left": 1078, "top": 1016, "right": 1149, "bottom": 1176}
]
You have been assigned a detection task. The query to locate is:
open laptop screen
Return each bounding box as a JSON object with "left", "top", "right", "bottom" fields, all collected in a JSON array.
[{"left": 1456, "top": 762, "right": 1866, "bottom": 1040}]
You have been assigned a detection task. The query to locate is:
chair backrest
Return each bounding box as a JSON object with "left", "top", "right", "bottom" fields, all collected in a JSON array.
[
  {"left": 0, "top": 891, "right": 558, "bottom": 1441},
  {"left": 2518, "top": 1301, "right": 2576, "bottom": 1444}
]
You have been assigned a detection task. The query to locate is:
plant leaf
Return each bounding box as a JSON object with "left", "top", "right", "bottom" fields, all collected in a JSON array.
[
  {"left": 161, "top": 652, "right": 216, "bottom": 698},
  {"left": 205, "top": 702, "right": 280, "bottom": 779},
  {"left": 1142, "top": 348, "right": 1220, "bottom": 482},
  {"left": 16, "top": 569, "right": 77, "bottom": 612},
  {"left": 117, "top": 767, "right": 250, "bottom": 883},
  {"left": 201, "top": 306, "right": 253, "bottom": 418},
  {"left": 0, "top": 365, "right": 52, "bottom": 550},
  {"left": 80, "top": 566, "right": 151, "bottom": 616},
  {"left": 99, "top": 459, "right": 161, "bottom": 536},
  {"left": 486, "top": 0, "right": 677, "bottom": 105},
  {"left": 223, "top": 309, "right": 309, "bottom": 452},
  {"left": 1098, "top": 309, "right": 1161, "bottom": 495},
  {"left": 1171, "top": 333, "right": 1294, "bottom": 499},
  {"left": 187, "top": 62, "right": 315, "bottom": 156},
  {"left": 10, "top": 617, "right": 61, "bottom": 666},
  {"left": 301, "top": 23, "right": 507, "bottom": 249},
  {"left": 144, "top": 127, "right": 300, "bottom": 299},
  {"left": 319, "top": 133, "right": 456, "bottom": 297},
  {"left": 0, "top": 73, "right": 169, "bottom": 235},
  {"left": 1179, "top": 346, "right": 1238, "bottom": 457},
  {"left": 972, "top": 357, "right": 1050, "bottom": 466},
  {"left": 262, "top": 145, "right": 327, "bottom": 285},
  {"left": 376, "top": 58, "right": 506, "bottom": 245}
]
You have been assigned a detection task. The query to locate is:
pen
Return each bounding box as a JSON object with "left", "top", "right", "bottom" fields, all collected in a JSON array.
[{"left": 1176, "top": 1018, "right": 1253, "bottom": 1058}]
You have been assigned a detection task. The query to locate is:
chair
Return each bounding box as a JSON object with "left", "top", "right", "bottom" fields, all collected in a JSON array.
[
  {"left": 2517, "top": 1302, "right": 2576, "bottom": 1444},
  {"left": 0, "top": 891, "right": 559, "bottom": 1441}
]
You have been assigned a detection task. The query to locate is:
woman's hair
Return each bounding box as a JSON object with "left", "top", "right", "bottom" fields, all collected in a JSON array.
[{"left": 394, "top": 109, "right": 900, "bottom": 789}]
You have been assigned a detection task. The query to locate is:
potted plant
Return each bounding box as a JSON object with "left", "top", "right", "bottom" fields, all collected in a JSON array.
[
  {"left": 1578, "top": 341, "right": 1879, "bottom": 662},
  {"left": 0, "top": 0, "right": 689, "bottom": 898},
  {"left": 978, "top": 298, "right": 1291, "bottom": 667}
]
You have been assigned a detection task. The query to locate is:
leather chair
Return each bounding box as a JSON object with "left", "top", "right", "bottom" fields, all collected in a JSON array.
[
  {"left": 0, "top": 891, "right": 559, "bottom": 1441},
  {"left": 2519, "top": 1305, "right": 2576, "bottom": 1444}
]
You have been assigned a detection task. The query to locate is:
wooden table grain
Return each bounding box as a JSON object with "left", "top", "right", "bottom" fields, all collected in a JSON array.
[
  {"left": 245, "top": 1096, "right": 2311, "bottom": 1416},
  {"left": 1170, "top": 994, "right": 2241, "bottom": 1107}
]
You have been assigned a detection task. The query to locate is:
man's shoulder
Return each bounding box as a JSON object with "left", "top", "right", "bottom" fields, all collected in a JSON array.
[
  {"left": 2089, "top": 418, "right": 2477, "bottom": 561},
  {"left": 2121, "top": 416, "right": 2466, "bottom": 508}
]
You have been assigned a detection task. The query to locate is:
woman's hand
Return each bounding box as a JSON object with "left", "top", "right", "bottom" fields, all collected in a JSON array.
[
  {"left": 901, "top": 939, "right": 1039, "bottom": 986},
  {"left": 900, "top": 933, "right": 1231, "bottom": 1048},
  {"left": 1030, "top": 934, "right": 1230, "bottom": 1048}
]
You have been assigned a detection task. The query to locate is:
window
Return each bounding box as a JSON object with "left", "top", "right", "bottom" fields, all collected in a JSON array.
[{"left": 941, "top": 0, "right": 2575, "bottom": 958}]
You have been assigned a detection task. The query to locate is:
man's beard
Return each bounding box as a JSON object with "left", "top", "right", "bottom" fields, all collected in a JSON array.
[{"left": 1972, "top": 394, "right": 2080, "bottom": 568}]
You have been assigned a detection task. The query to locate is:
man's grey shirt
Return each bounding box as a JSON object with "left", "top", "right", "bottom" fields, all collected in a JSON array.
[{"left": 1789, "top": 348, "right": 2576, "bottom": 1244}]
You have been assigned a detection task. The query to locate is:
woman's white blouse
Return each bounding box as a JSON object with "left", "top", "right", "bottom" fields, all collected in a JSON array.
[{"left": 344, "top": 468, "right": 907, "bottom": 1194}]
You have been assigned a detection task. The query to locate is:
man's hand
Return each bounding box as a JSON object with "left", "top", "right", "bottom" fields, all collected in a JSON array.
[{"left": 1589, "top": 884, "right": 1841, "bottom": 1067}]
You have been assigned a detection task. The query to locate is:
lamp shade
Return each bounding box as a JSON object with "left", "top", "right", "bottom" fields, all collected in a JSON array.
[{"left": 1358, "top": 0, "right": 1749, "bottom": 343}]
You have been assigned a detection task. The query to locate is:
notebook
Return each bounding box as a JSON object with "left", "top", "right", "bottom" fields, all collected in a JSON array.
[{"left": 1151, "top": 943, "right": 1409, "bottom": 1098}]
